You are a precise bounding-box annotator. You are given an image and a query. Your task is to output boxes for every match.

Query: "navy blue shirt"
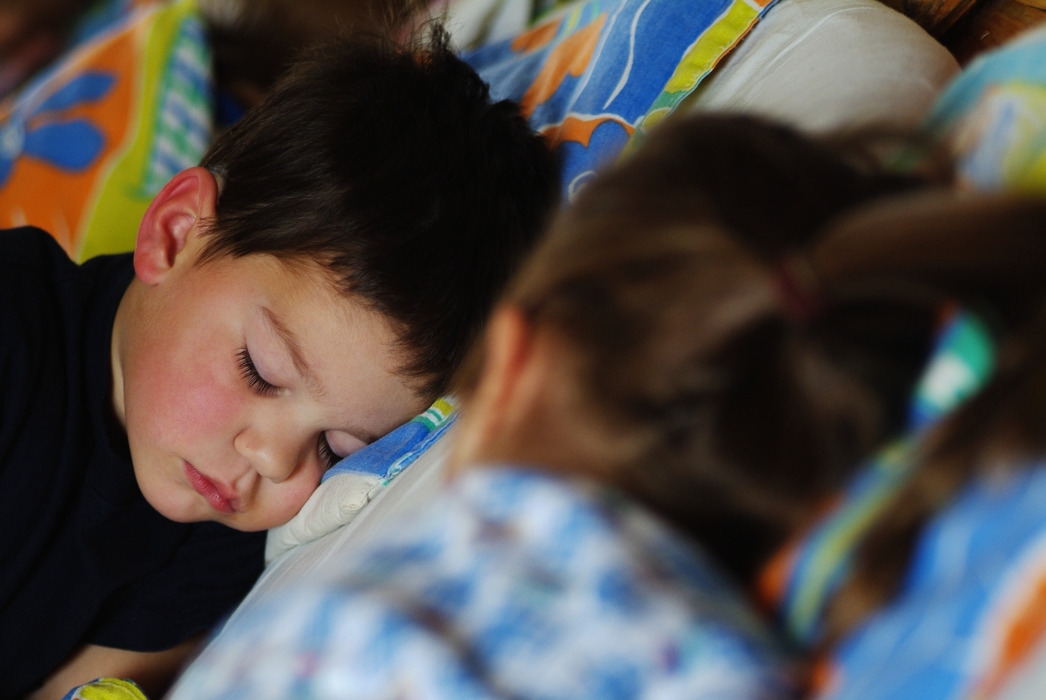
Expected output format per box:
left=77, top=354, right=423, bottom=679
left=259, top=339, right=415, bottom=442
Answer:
left=0, top=228, right=265, bottom=699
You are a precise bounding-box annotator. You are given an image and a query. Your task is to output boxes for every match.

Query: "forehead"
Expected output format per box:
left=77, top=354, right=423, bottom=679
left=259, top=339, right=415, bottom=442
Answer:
left=252, top=254, right=398, bottom=354
left=241, top=254, right=373, bottom=323
left=227, top=254, right=423, bottom=422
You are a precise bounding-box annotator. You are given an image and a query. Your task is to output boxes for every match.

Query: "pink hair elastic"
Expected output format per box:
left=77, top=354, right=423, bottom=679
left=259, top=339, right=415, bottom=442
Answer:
left=772, top=255, right=823, bottom=323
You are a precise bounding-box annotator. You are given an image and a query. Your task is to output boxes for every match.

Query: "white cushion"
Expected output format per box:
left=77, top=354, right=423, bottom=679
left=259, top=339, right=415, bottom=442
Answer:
left=683, top=0, right=960, bottom=131
left=445, top=0, right=959, bottom=132
left=443, top=0, right=533, bottom=50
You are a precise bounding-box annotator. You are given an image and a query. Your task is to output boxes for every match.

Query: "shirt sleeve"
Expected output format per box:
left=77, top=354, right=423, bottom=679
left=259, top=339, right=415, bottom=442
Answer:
left=86, top=522, right=265, bottom=651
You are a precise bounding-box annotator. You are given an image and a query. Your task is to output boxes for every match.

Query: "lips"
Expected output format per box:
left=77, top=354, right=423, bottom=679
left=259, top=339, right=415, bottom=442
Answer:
left=183, top=462, right=239, bottom=514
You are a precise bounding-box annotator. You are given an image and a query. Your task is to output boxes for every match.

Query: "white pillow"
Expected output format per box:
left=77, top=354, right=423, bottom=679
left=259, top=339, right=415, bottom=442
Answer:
left=683, top=0, right=960, bottom=131
left=444, top=0, right=959, bottom=132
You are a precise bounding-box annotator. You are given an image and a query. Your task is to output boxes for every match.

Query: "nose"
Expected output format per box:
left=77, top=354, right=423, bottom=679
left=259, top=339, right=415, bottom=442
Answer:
left=234, top=424, right=303, bottom=484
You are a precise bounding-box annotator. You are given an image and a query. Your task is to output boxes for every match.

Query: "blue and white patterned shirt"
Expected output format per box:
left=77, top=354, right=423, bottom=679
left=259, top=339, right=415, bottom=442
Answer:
left=170, top=467, right=793, bottom=700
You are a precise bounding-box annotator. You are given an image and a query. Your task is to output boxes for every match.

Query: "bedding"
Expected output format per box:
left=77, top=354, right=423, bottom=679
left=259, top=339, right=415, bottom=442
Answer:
left=456, top=0, right=960, bottom=206
left=264, top=398, right=457, bottom=562
left=684, top=0, right=958, bottom=132
left=0, top=0, right=212, bottom=261
left=448, top=0, right=960, bottom=135
left=463, top=0, right=778, bottom=201
left=813, top=465, right=1046, bottom=700
left=926, top=24, right=1046, bottom=191
left=442, top=0, right=536, bottom=50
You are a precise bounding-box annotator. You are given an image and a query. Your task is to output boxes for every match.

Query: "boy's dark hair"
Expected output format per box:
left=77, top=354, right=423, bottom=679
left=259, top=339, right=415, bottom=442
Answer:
left=199, top=29, right=559, bottom=398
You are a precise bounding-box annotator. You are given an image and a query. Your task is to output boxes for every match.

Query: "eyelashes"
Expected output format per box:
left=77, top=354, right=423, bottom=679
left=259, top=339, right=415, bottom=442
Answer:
left=318, top=434, right=339, bottom=470
left=237, top=346, right=339, bottom=470
left=237, top=347, right=279, bottom=397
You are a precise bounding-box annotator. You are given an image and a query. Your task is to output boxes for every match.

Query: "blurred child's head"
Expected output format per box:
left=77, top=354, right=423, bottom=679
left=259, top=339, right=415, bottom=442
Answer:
left=112, top=31, right=559, bottom=532
left=451, top=115, right=1046, bottom=582
left=0, top=0, right=91, bottom=95
left=198, top=0, right=426, bottom=106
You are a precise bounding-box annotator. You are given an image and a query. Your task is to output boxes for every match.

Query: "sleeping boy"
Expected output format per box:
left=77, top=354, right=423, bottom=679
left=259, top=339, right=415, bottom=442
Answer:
left=0, top=31, right=558, bottom=700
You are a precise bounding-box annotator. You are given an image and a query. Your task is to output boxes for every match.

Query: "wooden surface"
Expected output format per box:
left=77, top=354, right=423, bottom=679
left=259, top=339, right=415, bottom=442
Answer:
left=887, top=0, right=983, bottom=36
left=893, top=0, right=1046, bottom=62
left=942, top=0, right=1046, bottom=63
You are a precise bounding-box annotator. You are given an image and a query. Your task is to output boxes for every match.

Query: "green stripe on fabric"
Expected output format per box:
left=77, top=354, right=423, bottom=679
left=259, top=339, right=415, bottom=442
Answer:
left=626, top=0, right=770, bottom=157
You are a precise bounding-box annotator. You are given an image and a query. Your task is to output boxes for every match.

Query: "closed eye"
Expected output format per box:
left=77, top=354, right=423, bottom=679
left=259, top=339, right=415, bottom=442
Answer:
left=319, top=431, right=368, bottom=471
left=238, top=347, right=279, bottom=397
left=318, top=433, right=339, bottom=470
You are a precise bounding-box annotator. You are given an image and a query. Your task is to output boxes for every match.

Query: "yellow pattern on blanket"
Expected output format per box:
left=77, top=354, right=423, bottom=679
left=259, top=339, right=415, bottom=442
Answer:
left=61, top=678, right=147, bottom=700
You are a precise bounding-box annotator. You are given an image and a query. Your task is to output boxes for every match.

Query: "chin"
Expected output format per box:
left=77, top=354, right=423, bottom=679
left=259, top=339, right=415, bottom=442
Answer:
left=223, top=518, right=268, bottom=533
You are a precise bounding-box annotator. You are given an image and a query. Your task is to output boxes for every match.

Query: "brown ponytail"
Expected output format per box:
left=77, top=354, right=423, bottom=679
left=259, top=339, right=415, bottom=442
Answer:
left=821, top=312, right=1046, bottom=639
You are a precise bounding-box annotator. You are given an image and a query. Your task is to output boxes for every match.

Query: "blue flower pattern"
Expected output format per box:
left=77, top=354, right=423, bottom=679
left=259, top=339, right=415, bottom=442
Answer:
left=0, top=71, right=115, bottom=187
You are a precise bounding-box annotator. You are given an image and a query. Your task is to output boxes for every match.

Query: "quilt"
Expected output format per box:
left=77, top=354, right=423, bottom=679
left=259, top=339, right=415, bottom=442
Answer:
left=465, top=0, right=777, bottom=201
left=0, top=0, right=212, bottom=261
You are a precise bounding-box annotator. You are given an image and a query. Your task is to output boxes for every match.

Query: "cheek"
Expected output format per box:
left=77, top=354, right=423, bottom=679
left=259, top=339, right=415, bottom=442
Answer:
left=256, top=469, right=323, bottom=529
left=130, top=345, right=243, bottom=448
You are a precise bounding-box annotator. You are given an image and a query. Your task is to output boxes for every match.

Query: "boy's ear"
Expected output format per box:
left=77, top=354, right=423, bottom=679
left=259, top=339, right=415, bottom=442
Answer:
left=133, top=167, right=219, bottom=285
